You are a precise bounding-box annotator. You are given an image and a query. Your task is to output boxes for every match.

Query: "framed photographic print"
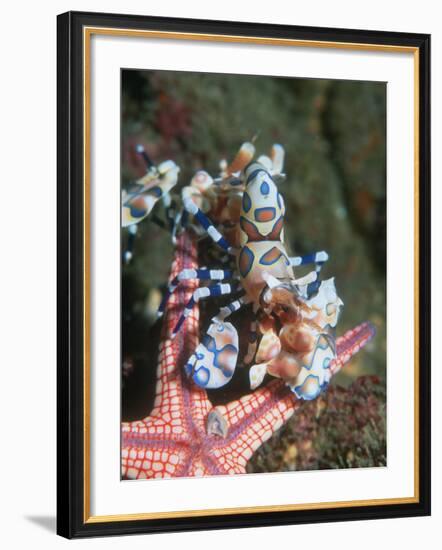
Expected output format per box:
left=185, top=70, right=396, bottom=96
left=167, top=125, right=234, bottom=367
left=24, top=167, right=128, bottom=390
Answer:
left=57, top=11, right=431, bottom=539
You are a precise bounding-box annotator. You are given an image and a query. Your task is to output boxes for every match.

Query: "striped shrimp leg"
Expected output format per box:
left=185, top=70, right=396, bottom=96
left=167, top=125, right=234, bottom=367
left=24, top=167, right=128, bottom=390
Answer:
left=182, top=195, right=234, bottom=254
left=289, top=251, right=329, bottom=296
left=158, top=268, right=235, bottom=317
left=211, top=294, right=252, bottom=324
left=136, top=143, right=154, bottom=168
left=171, top=283, right=239, bottom=339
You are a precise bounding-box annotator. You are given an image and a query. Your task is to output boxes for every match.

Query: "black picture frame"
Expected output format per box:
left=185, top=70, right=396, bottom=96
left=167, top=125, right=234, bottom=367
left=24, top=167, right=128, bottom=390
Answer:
left=57, top=10, right=431, bottom=539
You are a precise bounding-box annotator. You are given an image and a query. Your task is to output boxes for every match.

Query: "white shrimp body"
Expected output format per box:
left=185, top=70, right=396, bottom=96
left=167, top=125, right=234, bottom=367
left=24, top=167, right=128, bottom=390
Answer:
left=237, top=162, right=294, bottom=303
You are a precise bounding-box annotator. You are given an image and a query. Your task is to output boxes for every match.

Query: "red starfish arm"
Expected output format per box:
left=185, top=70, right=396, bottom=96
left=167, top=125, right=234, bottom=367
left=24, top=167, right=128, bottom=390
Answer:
left=121, top=434, right=192, bottom=479
left=148, top=233, right=212, bottom=431
left=208, top=380, right=298, bottom=473
left=122, top=232, right=212, bottom=480
left=331, top=321, right=376, bottom=374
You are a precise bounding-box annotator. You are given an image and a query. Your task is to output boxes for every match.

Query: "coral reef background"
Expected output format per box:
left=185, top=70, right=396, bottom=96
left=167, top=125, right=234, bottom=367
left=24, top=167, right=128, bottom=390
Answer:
left=121, top=69, right=387, bottom=471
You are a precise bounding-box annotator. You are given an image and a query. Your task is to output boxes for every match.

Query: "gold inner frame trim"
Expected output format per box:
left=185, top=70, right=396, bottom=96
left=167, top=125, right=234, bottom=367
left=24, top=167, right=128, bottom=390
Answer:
left=83, top=26, right=420, bottom=524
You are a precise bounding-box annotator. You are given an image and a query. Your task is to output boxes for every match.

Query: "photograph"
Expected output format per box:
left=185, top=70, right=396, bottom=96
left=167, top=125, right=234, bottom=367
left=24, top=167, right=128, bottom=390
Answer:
left=0, top=0, right=435, bottom=545
left=54, top=8, right=430, bottom=539
left=120, top=69, right=386, bottom=480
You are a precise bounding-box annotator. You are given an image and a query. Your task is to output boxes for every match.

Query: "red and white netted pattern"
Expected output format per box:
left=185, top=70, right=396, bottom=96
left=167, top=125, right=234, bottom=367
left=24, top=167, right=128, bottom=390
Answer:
left=121, top=231, right=375, bottom=479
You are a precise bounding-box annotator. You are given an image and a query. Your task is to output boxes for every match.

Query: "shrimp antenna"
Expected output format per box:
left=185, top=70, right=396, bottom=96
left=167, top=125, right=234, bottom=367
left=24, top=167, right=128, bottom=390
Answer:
left=136, top=144, right=154, bottom=169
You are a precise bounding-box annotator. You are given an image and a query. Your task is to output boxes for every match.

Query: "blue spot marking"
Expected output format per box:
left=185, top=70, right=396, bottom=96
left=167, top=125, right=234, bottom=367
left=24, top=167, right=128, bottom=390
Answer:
left=149, top=186, right=162, bottom=198
left=202, top=335, right=222, bottom=355
left=260, top=181, right=270, bottom=195
left=242, top=192, right=252, bottom=213
left=259, top=247, right=289, bottom=266
left=302, top=334, right=334, bottom=372
left=194, top=335, right=238, bottom=383
left=202, top=335, right=214, bottom=350
left=193, top=366, right=210, bottom=387
left=129, top=205, right=146, bottom=219
left=212, top=343, right=238, bottom=377
left=238, top=246, right=255, bottom=278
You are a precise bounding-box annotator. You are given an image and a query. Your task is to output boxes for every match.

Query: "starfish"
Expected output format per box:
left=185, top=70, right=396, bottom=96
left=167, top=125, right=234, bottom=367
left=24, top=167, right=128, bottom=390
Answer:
left=121, top=232, right=375, bottom=479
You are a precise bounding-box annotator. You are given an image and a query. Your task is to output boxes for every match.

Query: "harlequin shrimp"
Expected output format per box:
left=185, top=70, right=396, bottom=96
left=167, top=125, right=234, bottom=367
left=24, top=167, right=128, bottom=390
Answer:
left=155, top=142, right=348, bottom=401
